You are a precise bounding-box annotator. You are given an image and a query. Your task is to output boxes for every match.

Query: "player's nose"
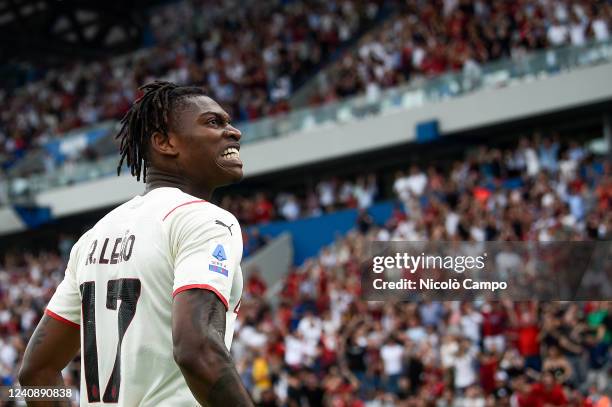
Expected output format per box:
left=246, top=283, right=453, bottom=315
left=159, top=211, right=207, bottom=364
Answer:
left=225, top=123, right=242, bottom=141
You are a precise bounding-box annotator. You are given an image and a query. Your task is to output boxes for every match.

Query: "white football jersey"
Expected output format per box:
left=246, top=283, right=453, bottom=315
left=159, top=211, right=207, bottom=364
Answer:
left=46, top=187, right=243, bottom=406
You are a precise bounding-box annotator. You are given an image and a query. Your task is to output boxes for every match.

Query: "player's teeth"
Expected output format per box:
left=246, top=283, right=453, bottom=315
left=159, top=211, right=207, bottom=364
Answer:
left=222, top=148, right=239, bottom=156
left=222, top=150, right=240, bottom=159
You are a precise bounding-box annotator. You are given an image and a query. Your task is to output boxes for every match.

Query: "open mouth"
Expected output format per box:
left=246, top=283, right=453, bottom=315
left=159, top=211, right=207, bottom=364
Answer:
left=221, top=147, right=240, bottom=160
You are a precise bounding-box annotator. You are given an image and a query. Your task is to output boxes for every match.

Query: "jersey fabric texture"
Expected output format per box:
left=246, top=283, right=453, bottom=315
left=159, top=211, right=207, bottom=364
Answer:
left=46, top=187, right=243, bottom=406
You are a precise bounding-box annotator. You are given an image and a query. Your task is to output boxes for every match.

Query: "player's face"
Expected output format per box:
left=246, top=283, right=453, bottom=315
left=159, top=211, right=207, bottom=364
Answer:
left=174, top=96, right=243, bottom=188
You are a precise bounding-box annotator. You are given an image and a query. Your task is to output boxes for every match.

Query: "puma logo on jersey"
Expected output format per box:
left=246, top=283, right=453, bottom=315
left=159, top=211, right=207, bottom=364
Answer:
left=215, top=220, right=234, bottom=236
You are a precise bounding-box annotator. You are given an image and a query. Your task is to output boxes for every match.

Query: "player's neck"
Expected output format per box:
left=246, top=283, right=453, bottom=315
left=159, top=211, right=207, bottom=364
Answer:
left=144, top=167, right=213, bottom=200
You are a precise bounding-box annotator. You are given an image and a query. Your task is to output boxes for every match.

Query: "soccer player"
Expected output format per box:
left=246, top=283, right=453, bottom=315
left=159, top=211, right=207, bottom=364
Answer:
left=19, top=81, right=254, bottom=406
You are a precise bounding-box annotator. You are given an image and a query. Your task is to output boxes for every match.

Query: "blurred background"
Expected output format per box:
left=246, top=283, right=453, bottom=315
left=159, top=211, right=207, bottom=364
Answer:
left=0, top=0, right=611, bottom=405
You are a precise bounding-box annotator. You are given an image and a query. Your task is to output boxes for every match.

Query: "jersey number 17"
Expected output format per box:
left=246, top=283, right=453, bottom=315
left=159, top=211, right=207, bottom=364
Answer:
left=80, top=279, right=141, bottom=403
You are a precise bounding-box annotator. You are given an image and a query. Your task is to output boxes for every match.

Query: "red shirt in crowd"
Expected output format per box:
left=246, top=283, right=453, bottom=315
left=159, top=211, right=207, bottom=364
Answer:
left=254, top=195, right=274, bottom=223
left=480, top=356, right=498, bottom=394
left=482, top=308, right=507, bottom=337
left=519, top=382, right=568, bottom=407
left=517, top=324, right=540, bottom=357
left=246, top=273, right=267, bottom=297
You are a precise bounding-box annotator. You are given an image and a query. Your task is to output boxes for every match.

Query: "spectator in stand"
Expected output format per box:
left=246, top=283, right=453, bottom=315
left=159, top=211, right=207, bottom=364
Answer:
left=451, top=339, right=478, bottom=393
left=317, top=178, right=337, bottom=212
left=542, top=345, right=573, bottom=386
left=277, top=193, right=301, bottom=221
left=253, top=192, right=275, bottom=223
left=513, top=302, right=542, bottom=372
left=592, top=7, right=611, bottom=42
left=380, top=335, right=404, bottom=394
left=539, top=137, right=560, bottom=173
left=404, top=164, right=428, bottom=197
left=482, top=301, right=507, bottom=354
left=297, top=310, right=323, bottom=351
left=244, top=227, right=269, bottom=256
left=393, top=170, right=410, bottom=209
left=548, top=16, right=570, bottom=46
left=353, top=174, right=378, bottom=209
left=284, top=330, right=306, bottom=370
left=245, top=268, right=268, bottom=298
left=355, top=209, right=375, bottom=233
left=524, top=371, right=569, bottom=407
left=460, top=302, right=483, bottom=346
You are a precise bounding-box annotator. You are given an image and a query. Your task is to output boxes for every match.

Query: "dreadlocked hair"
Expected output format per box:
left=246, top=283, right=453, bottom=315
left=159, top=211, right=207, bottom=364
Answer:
left=116, top=80, right=207, bottom=182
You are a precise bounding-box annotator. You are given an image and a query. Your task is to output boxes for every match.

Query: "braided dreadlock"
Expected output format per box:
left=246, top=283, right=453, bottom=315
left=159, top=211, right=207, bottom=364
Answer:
left=116, top=81, right=207, bottom=182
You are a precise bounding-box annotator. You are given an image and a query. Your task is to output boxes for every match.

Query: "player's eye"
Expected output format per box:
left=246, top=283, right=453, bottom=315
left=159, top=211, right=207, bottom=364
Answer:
left=208, top=118, right=219, bottom=125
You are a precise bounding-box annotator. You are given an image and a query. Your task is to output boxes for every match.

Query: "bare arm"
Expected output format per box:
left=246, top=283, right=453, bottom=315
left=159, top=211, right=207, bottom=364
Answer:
left=172, top=289, right=253, bottom=407
left=558, top=358, right=573, bottom=384
left=19, top=314, right=80, bottom=407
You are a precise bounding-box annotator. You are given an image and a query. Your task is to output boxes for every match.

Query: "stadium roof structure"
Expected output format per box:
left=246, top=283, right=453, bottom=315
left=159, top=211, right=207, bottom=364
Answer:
left=0, top=0, right=166, bottom=64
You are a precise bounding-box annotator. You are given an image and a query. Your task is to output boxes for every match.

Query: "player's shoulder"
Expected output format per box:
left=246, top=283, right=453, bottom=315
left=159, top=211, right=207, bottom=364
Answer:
left=65, top=228, right=95, bottom=266
left=159, top=188, right=239, bottom=227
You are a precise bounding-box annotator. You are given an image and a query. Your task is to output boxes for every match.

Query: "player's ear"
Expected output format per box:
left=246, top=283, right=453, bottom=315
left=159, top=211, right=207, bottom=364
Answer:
left=150, top=131, right=179, bottom=158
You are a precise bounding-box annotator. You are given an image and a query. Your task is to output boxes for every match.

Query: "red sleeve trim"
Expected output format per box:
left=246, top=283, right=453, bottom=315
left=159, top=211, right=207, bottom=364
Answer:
left=45, top=309, right=80, bottom=329
left=172, top=284, right=229, bottom=310
left=162, top=200, right=207, bottom=221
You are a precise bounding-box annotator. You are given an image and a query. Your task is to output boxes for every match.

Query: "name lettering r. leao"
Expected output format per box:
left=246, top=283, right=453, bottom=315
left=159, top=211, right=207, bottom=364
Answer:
left=85, top=234, right=136, bottom=265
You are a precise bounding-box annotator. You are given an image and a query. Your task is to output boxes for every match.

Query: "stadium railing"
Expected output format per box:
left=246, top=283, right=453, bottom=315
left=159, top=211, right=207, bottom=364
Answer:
left=239, top=39, right=612, bottom=142
left=3, top=39, right=612, bottom=203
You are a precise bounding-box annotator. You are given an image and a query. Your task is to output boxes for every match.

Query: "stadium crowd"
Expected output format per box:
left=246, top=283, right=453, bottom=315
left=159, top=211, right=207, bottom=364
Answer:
left=230, top=133, right=611, bottom=241
left=310, top=0, right=612, bottom=105
left=0, top=0, right=387, bottom=168
left=1, top=134, right=611, bottom=406
left=230, top=135, right=611, bottom=406
left=220, top=173, right=379, bottom=225
left=2, top=0, right=611, bottom=175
